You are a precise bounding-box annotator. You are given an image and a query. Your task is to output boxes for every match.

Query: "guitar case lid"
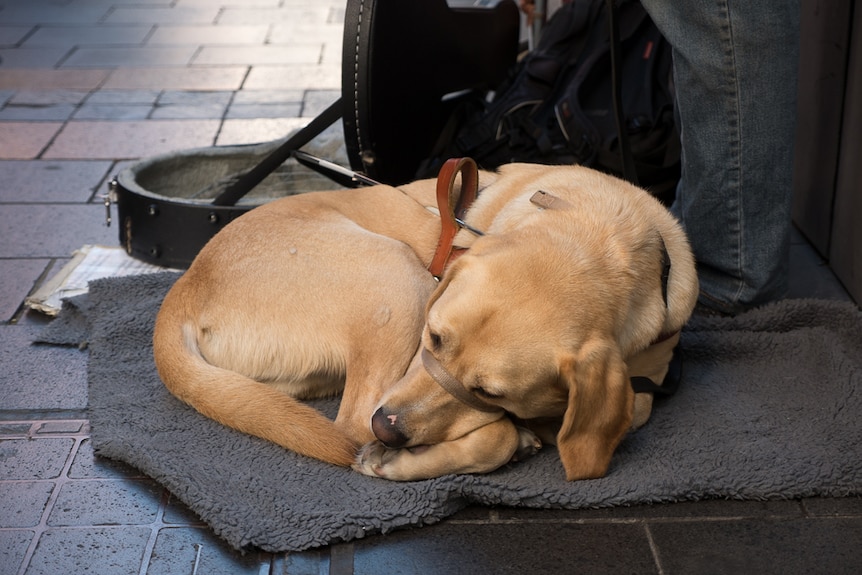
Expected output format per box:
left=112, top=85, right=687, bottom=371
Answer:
left=111, top=0, right=519, bottom=269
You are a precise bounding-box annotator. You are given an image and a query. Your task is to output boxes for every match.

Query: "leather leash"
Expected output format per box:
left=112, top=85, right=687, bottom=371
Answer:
left=428, top=158, right=481, bottom=279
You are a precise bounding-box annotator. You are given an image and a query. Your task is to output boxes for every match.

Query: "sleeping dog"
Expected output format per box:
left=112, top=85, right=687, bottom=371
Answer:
left=153, top=160, right=698, bottom=481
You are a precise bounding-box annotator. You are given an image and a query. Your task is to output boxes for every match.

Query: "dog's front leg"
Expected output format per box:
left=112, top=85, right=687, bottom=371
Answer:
left=353, top=418, right=541, bottom=481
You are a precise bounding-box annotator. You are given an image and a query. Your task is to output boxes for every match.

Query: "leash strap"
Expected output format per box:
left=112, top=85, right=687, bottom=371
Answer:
left=428, top=157, right=480, bottom=279
left=421, top=348, right=504, bottom=413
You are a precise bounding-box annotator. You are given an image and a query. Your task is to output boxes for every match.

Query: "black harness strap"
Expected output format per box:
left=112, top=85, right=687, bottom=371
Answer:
left=629, top=345, right=682, bottom=397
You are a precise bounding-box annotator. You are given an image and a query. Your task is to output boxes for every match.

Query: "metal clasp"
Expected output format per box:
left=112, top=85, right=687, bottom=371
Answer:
left=103, top=178, right=118, bottom=227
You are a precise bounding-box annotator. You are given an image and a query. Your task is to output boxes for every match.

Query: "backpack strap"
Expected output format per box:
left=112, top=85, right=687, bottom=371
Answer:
left=607, top=0, right=638, bottom=184
left=551, top=1, right=648, bottom=166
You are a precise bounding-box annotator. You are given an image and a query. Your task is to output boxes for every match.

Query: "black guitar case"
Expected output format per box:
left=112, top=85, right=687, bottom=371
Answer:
left=111, top=0, right=519, bottom=268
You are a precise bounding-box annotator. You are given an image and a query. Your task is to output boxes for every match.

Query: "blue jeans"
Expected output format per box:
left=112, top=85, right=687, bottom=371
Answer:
left=639, top=0, right=801, bottom=314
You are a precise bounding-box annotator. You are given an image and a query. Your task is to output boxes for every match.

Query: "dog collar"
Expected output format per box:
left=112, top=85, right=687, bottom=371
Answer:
left=421, top=348, right=504, bottom=413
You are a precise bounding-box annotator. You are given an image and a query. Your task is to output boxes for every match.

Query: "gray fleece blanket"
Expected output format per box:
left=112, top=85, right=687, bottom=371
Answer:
left=37, top=272, right=862, bottom=553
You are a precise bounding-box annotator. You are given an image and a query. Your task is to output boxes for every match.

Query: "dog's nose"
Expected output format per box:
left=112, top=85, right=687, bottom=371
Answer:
left=371, top=406, right=409, bottom=448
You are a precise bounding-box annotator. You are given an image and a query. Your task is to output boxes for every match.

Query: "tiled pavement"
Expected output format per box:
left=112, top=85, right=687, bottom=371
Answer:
left=0, top=0, right=860, bottom=573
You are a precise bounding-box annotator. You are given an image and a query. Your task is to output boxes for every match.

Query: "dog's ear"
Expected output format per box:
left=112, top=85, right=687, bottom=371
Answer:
left=556, top=339, right=633, bottom=480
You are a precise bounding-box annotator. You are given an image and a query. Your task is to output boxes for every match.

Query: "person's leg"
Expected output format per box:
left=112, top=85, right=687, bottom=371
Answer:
left=640, top=0, right=800, bottom=314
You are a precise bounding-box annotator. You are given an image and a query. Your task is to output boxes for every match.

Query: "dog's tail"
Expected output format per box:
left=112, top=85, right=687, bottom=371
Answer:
left=152, top=286, right=359, bottom=467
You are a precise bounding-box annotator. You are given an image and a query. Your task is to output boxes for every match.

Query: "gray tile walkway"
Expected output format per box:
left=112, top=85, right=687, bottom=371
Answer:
left=0, top=0, right=859, bottom=574
left=42, top=119, right=221, bottom=159
left=21, top=25, right=154, bottom=47
left=102, top=67, right=248, bottom=91
left=0, top=325, right=88, bottom=411
left=62, top=46, right=199, bottom=68
left=103, top=6, right=223, bottom=26
left=0, top=122, right=62, bottom=159
left=0, top=260, right=53, bottom=321
left=147, top=25, right=269, bottom=46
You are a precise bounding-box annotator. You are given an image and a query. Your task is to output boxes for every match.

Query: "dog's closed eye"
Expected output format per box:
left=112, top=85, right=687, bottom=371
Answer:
left=472, top=385, right=504, bottom=400
left=429, top=331, right=443, bottom=350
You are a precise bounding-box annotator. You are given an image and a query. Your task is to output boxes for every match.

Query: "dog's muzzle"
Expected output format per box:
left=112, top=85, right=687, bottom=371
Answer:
left=421, top=348, right=504, bottom=414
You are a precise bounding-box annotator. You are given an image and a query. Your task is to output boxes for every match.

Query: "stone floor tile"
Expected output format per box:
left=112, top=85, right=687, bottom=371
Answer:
left=0, top=159, right=112, bottom=202
left=803, top=496, right=862, bottom=517
left=8, top=90, right=89, bottom=105
left=72, top=103, right=154, bottom=121
left=0, top=422, right=34, bottom=437
left=43, top=119, right=220, bottom=160
left=0, top=203, right=115, bottom=258
left=301, top=89, right=340, bottom=116
left=27, top=526, right=151, bottom=575
left=350, top=522, right=659, bottom=575
left=0, top=325, right=88, bottom=411
left=0, top=481, right=54, bottom=528
left=0, top=26, right=33, bottom=46
left=0, top=69, right=109, bottom=91
left=225, top=102, right=301, bottom=119
left=0, top=3, right=110, bottom=26
left=22, top=25, right=153, bottom=47
left=151, top=91, right=233, bottom=119
left=218, top=6, right=331, bottom=26
left=0, top=103, right=76, bottom=121
left=0, top=530, right=33, bottom=575
left=33, top=421, right=86, bottom=435
left=86, top=89, right=161, bottom=105
left=446, top=505, right=495, bottom=521
left=0, top=259, right=51, bottom=322
left=280, top=548, right=329, bottom=575
left=0, top=259, right=51, bottom=321
left=193, top=44, right=323, bottom=66
left=147, top=25, right=269, bottom=45
left=497, top=499, right=805, bottom=522
left=149, top=104, right=227, bottom=120
left=215, top=117, right=307, bottom=145
left=243, top=64, right=340, bottom=90
left=162, top=495, right=206, bottom=526
left=328, top=2, right=347, bottom=25
left=105, top=6, right=222, bottom=26
left=649, top=518, right=862, bottom=575
left=0, top=122, right=62, bottom=160
left=269, top=22, right=345, bottom=45
left=0, top=436, right=73, bottom=480
left=49, top=479, right=163, bottom=526
left=0, top=47, right=69, bottom=68
left=320, top=41, right=342, bottom=66
left=157, top=90, right=233, bottom=106
left=102, top=67, right=247, bottom=90
left=0, top=90, right=13, bottom=106
left=62, top=46, right=197, bottom=68
left=147, top=527, right=271, bottom=575
left=231, top=89, right=305, bottom=105
left=68, top=439, right=147, bottom=480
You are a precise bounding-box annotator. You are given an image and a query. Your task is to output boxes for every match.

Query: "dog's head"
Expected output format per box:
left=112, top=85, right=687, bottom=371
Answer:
left=373, top=168, right=697, bottom=480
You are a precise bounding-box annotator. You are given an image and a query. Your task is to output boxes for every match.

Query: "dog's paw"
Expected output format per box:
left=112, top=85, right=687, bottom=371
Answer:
left=510, top=426, right=542, bottom=462
left=352, top=441, right=398, bottom=479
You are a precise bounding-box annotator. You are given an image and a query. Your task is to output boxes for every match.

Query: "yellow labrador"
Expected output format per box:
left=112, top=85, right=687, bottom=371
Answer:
left=153, top=161, right=698, bottom=481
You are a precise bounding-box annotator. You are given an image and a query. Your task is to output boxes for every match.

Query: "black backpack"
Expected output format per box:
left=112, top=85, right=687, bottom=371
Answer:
left=419, top=0, right=680, bottom=204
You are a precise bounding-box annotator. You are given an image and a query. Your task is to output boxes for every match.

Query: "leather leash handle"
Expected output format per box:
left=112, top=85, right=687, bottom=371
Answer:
left=428, top=158, right=479, bottom=279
